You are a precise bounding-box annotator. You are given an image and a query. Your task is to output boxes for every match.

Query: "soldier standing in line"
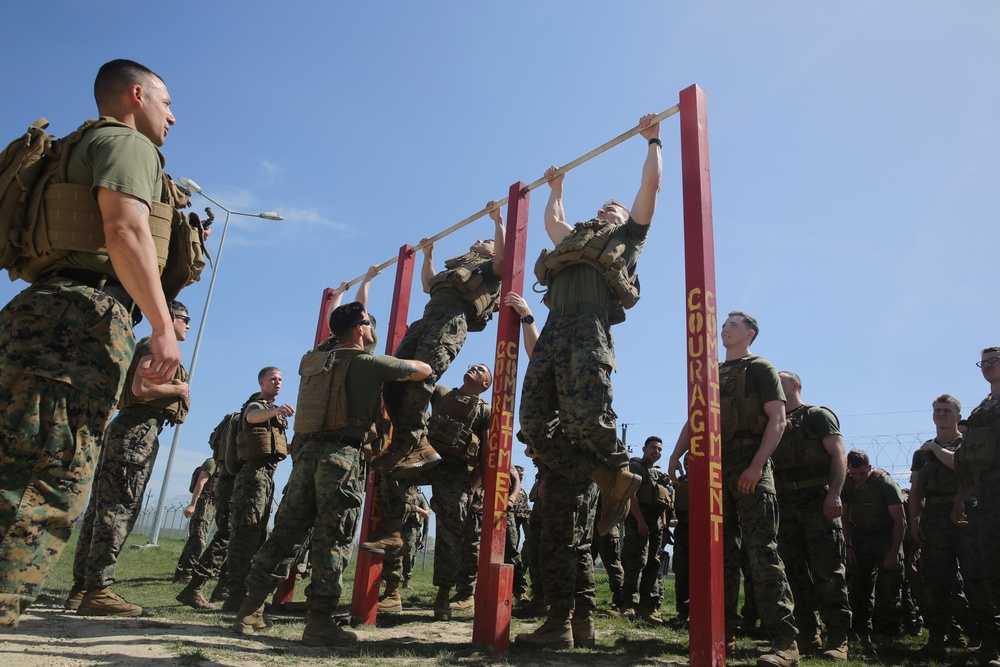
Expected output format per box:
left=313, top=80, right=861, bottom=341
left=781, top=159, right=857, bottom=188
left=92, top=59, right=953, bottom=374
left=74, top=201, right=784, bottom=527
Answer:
left=174, top=456, right=219, bottom=584
left=772, top=371, right=851, bottom=660
left=952, top=346, right=1000, bottom=666
left=668, top=452, right=691, bottom=626
left=910, top=394, right=990, bottom=658
left=69, top=301, right=192, bottom=616
left=220, top=367, right=295, bottom=611
left=401, top=488, right=430, bottom=589
left=590, top=495, right=626, bottom=617
left=508, top=465, right=532, bottom=604
left=232, top=301, right=431, bottom=645
left=841, top=449, right=906, bottom=649
left=621, top=436, right=672, bottom=625
left=0, top=59, right=183, bottom=629
left=668, top=311, right=800, bottom=667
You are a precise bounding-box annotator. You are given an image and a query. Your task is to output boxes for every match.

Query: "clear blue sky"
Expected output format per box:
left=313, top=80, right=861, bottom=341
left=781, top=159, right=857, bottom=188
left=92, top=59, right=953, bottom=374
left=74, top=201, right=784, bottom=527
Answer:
left=2, top=2, right=997, bottom=508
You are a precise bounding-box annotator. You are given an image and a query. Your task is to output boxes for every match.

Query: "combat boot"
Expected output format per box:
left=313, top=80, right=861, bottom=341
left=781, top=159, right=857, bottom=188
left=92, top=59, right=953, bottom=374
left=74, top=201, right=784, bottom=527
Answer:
left=571, top=609, right=596, bottom=648
left=636, top=605, right=664, bottom=625
left=209, top=581, right=230, bottom=603
left=757, top=636, right=799, bottom=667
left=76, top=587, right=142, bottom=617
left=359, top=518, right=404, bottom=556
left=514, top=596, right=548, bottom=618
left=302, top=609, right=358, bottom=646
left=515, top=607, right=574, bottom=649
left=372, top=437, right=441, bottom=477
left=64, top=583, right=86, bottom=611
left=221, top=590, right=246, bottom=613
left=450, top=591, right=475, bottom=611
left=434, top=586, right=452, bottom=621
left=820, top=630, right=849, bottom=661
left=176, top=575, right=216, bottom=610
left=916, top=632, right=947, bottom=660
left=378, top=580, right=402, bottom=613
left=231, top=591, right=271, bottom=635
left=975, top=636, right=1000, bottom=666
left=588, top=463, right=641, bottom=536
left=800, top=626, right=822, bottom=654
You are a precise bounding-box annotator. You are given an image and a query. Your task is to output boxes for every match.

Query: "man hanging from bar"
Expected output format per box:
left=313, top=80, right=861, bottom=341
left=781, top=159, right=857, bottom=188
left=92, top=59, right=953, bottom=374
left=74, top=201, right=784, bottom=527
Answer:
left=515, top=114, right=662, bottom=648
left=373, top=201, right=506, bottom=480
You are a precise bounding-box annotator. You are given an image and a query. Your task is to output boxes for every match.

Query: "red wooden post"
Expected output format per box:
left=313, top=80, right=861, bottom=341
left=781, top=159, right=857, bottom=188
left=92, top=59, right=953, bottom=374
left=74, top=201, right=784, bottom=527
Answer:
left=314, top=287, right=336, bottom=348
left=350, top=244, right=415, bottom=624
left=471, top=182, right=529, bottom=651
left=679, top=84, right=725, bottom=666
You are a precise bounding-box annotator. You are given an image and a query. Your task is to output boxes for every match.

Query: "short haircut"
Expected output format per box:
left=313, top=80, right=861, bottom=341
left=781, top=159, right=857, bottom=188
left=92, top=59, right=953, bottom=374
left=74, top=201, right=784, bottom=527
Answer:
left=329, top=301, right=366, bottom=337
left=94, top=59, right=163, bottom=107
left=847, top=449, right=870, bottom=468
left=603, top=199, right=631, bottom=219
left=728, top=310, right=760, bottom=344
left=933, top=394, right=961, bottom=413
left=982, top=346, right=1000, bottom=356
left=258, top=366, right=281, bottom=381
left=169, top=300, right=187, bottom=317
left=778, top=371, right=802, bottom=390
left=644, top=436, right=663, bottom=447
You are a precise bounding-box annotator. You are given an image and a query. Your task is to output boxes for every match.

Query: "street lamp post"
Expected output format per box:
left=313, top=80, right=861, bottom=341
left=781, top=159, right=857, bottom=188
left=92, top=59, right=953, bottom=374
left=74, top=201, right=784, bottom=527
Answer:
left=145, top=178, right=282, bottom=545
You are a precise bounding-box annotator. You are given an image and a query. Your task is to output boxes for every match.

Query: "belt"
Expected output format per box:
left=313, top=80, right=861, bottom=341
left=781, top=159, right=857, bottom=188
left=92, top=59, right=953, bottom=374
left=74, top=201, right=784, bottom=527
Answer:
left=923, top=496, right=956, bottom=505
left=776, top=476, right=829, bottom=492
left=548, top=303, right=609, bottom=320
left=51, top=268, right=143, bottom=325
left=423, top=304, right=465, bottom=317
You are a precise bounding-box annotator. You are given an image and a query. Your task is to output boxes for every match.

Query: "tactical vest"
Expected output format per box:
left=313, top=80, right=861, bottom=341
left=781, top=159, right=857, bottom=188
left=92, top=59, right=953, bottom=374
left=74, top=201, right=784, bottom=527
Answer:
left=771, top=404, right=834, bottom=484
left=118, top=336, right=190, bottom=424
left=533, top=218, right=640, bottom=325
left=673, top=476, right=689, bottom=521
left=957, top=396, right=1000, bottom=486
left=719, top=356, right=767, bottom=446
left=294, top=342, right=372, bottom=434
left=845, top=469, right=895, bottom=531
left=426, top=251, right=500, bottom=331
left=236, top=399, right=289, bottom=462
left=633, top=461, right=673, bottom=511
left=918, top=440, right=960, bottom=500
left=426, top=389, right=484, bottom=465
left=6, top=120, right=205, bottom=296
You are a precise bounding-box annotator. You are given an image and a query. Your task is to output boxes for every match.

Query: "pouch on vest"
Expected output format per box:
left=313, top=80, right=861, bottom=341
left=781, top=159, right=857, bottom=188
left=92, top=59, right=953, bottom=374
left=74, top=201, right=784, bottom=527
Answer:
left=961, top=427, right=998, bottom=466
left=219, top=412, right=243, bottom=475
left=295, top=347, right=369, bottom=434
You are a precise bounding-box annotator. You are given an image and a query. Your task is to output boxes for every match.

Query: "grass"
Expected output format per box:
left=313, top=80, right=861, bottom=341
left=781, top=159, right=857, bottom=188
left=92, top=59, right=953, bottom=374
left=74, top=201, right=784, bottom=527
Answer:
left=35, top=533, right=966, bottom=666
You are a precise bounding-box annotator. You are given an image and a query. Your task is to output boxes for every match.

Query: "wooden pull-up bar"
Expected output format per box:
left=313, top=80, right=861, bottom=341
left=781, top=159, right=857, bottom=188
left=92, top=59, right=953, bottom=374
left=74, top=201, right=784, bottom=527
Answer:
left=328, top=104, right=680, bottom=296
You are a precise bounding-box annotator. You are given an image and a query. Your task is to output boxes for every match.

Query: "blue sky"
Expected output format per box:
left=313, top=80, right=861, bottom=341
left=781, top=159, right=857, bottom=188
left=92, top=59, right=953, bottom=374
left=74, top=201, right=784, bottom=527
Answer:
left=2, top=2, right=998, bottom=512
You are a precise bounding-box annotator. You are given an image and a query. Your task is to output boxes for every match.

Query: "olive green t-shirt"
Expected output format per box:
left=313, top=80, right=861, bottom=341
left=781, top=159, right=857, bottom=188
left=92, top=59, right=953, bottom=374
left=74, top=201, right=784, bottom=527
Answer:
left=425, top=256, right=501, bottom=317
left=547, top=217, right=648, bottom=311
left=721, top=355, right=785, bottom=403
left=53, top=119, right=165, bottom=279
left=340, top=352, right=421, bottom=441
left=795, top=405, right=841, bottom=439
left=200, top=457, right=217, bottom=477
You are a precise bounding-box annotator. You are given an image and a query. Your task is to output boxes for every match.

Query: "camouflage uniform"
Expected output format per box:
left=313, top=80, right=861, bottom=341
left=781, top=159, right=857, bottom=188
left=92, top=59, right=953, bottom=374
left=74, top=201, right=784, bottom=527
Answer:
left=621, top=458, right=669, bottom=612
left=538, top=467, right=599, bottom=615
left=506, top=487, right=530, bottom=599
left=523, top=471, right=544, bottom=601
left=225, top=398, right=287, bottom=599
left=841, top=468, right=904, bottom=635
left=400, top=487, right=429, bottom=585
left=175, top=458, right=218, bottom=579
left=454, top=487, right=484, bottom=598
left=719, top=355, right=797, bottom=639
left=672, top=474, right=690, bottom=619
left=189, top=471, right=235, bottom=581
left=772, top=405, right=851, bottom=639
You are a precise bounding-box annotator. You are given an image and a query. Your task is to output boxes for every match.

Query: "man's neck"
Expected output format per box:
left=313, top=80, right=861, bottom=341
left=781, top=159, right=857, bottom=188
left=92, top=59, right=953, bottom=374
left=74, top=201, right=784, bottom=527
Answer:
left=785, top=396, right=804, bottom=412
left=458, top=382, right=481, bottom=397
left=724, top=345, right=752, bottom=362
left=935, top=428, right=961, bottom=443
left=259, top=393, right=277, bottom=403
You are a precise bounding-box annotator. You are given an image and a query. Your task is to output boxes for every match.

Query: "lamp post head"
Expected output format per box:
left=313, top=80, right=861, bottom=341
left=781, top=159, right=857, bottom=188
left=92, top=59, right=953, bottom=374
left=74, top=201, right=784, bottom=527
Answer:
left=259, top=212, right=283, bottom=221
left=177, top=177, right=202, bottom=194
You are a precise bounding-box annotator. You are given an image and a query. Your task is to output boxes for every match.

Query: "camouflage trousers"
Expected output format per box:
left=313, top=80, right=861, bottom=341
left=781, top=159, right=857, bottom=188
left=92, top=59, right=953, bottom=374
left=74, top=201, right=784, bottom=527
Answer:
left=73, top=407, right=164, bottom=589
left=382, top=513, right=423, bottom=586
left=539, top=470, right=598, bottom=614
left=520, top=314, right=627, bottom=481
left=505, top=509, right=527, bottom=598
left=846, top=528, right=902, bottom=634
left=245, top=433, right=364, bottom=612
left=971, top=476, right=1000, bottom=640
left=722, top=451, right=797, bottom=639
left=381, top=459, right=472, bottom=589
left=775, top=485, right=851, bottom=635
left=383, top=310, right=468, bottom=454
left=919, top=502, right=993, bottom=637
left=0, top=279, right=133, bottom=628
left=622, top=511, right=664, bottom=610
left=590, top=503, right=624, bottom=606
left=455, top=503, right=482, bottom=597
left=226, top=458, right=277, bottom=597
left=673, top=519, right=690, bottom=617
left=524, top=497, right=543, bottom=598
left=175, top=492, right=216, bottom=578
left=191, top=473, right=234, bottom=580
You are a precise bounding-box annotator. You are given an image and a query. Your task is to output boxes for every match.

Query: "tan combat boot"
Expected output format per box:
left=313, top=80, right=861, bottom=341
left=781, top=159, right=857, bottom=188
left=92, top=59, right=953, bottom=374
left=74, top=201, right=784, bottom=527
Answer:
left=176, top=575, right=216, bottom=610
left=378, top=579, right=402, bottom=613
left=231, top=591, right=272, bottom=635
left=434, top=586, right=452, bottom=621
left=514, top=607, right=574, bottom=649
left=359, top=518, right=405, bottom=556
left=76, top=587, right=142, bottom=617
left=571, top=609, right=596, bottom=648
left=372, top=437, right=441, bottom=477
left=64, top=583, right=86, bottom=611
left=757, top=636, right=800, bottom=667
left=302, top=609, right=358, bottom=646
left=450, top=591, right=475, bottom=611
left=821, top=630, right=849, bottom=661
left=588, top=463, right=642, bottom=536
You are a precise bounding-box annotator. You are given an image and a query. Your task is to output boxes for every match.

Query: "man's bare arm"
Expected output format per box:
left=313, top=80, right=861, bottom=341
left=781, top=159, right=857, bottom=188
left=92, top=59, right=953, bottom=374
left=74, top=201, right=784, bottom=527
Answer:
left=420, top=238, right=436, bottom=294
left=504, top=292, right=539, bottom=358
left=822, top=434, right=847, bottom=519
left=629, top=114, right=663, bottom=227
left=355, top=265, right=380, bottom=310
left=396, top=359, right=433, bottom=382
left=919, top=440, right=957, bottom=470
left=97, top=188, right=179, bottom=384
left=131, top=358, right=189, bottom=399
left=488, top=201, right=506, bottom=276
left=543, top=166, right=572, bottom=245
left=737, top=399, right=786, bottom=495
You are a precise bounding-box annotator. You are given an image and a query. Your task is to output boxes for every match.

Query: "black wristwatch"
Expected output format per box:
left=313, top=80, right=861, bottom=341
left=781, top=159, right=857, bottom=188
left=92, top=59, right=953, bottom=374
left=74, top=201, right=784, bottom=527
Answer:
left=521, top=315, right=535, bottom=325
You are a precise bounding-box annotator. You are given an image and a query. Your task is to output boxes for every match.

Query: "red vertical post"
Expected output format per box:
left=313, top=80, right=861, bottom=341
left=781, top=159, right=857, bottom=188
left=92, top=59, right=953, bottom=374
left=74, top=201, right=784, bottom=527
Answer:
left=679, top=84, right=725, bottom=666
left=350, top=244, right=415, bottom=624
left=314, top=287, right=335, bottom=349
left=471, top=182, right=529, bottom=651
